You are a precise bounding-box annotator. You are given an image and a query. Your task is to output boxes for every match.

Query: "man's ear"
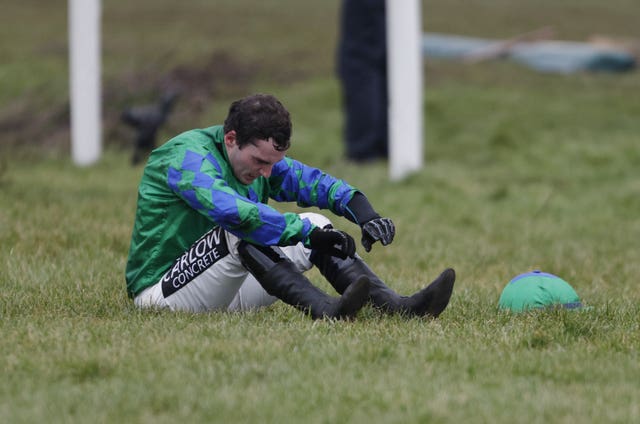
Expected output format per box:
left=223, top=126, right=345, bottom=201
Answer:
left=224, top=130, right=236, bottom=147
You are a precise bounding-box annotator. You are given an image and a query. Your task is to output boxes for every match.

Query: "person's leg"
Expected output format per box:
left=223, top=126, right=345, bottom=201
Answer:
left=227, top=273, right=278, bottom=311
left=311, top=247, right=455, bottom=318
left=338, top=0, right=388, bottom=161
left=371, top=0, right=388, bottom=159
left=134, top=213, right=373, bottom=318
left=134, top=282, right=167, bottom=309
left=340, top=68, right=385, bottom=161
left=236, top=212, right=370, bottom=320
left=237, top=241, right=369, bottom=320
left=134, top=226, right=250, bottom=312
left=227, top=212, right=327, bottom=312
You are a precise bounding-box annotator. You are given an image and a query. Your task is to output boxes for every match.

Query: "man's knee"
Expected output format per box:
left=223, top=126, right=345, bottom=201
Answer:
left=299, top=212, right=332, bottom=229
left=237, top=213, right=333, bottom=276
left=237, top=242, right=291, bottom=279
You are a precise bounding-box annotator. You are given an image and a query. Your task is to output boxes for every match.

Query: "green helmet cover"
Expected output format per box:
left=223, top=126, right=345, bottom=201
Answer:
left=498, top=270, right=582, bottom=312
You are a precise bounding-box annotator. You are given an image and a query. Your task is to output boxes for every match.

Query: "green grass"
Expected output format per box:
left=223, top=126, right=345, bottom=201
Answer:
left=2, top=1, right=640, bottom=423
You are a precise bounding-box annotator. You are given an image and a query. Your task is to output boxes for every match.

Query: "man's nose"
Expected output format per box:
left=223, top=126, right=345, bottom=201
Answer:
left=259, top=165, right=273, bottom=178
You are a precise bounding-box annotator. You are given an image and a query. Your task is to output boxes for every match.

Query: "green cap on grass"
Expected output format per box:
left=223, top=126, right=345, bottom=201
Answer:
left=498, top=270, right=582, bottom=312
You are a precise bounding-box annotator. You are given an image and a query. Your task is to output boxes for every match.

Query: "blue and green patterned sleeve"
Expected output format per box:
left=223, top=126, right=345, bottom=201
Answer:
left=166, top=149, right=313, bottom=246
left=268, top=157, right=358, bottom=215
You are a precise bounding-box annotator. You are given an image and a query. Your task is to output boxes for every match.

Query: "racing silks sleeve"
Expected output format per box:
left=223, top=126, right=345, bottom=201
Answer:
left=267, top=156, right=358, bottom=218
left=166, top=147, right=314, bottom=247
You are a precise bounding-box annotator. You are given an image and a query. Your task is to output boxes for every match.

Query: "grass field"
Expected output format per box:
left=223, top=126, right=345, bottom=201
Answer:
left=1, top=1, right=640, bottom=423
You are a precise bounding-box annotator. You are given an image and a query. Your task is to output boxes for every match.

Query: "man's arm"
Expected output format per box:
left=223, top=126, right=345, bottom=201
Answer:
left=268, top=158, right=395, bottom=251
left=167, top=149, right=314, bottom=247
left=343, top=192, right=395, bottom=252
left=268, top=157, right=356, bottom=214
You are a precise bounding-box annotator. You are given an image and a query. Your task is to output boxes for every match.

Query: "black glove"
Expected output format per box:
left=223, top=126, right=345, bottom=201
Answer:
left=344, top=193, right=395, bottom=252
left=306, top=227, right=356, bottom=259
left=361, top=217, right=395, bottom=252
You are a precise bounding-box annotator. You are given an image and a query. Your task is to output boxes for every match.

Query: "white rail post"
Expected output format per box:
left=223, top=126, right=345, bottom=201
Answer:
left=387, top=0, right=423, bottom=180
left=69, top=0, right=102, bottom=166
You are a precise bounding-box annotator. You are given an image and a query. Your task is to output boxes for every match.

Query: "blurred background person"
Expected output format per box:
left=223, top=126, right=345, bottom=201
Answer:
left=337, top=0, right=388, bottom=163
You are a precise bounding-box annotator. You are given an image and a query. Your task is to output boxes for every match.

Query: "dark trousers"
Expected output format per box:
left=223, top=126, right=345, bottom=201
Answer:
left=338, top=0, right=388, bottom=161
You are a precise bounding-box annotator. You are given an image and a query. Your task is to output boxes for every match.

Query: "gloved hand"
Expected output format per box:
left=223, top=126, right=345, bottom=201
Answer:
left=306, top=227, right=356, bottom=259
left=361, top=217, right=395, bottom=252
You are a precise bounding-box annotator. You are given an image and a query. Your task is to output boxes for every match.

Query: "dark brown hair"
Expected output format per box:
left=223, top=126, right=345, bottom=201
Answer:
left=223, top=94, right=292, bottom=151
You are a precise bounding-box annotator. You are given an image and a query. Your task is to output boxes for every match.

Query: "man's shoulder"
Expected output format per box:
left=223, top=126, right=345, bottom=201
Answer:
left=148, top=126, right=222, bottom=162
left=165, top=125, right=223, bottom=147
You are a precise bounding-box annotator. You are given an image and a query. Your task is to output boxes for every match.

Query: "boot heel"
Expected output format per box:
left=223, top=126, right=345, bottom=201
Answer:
left=331, top=276, right=370, bottom=320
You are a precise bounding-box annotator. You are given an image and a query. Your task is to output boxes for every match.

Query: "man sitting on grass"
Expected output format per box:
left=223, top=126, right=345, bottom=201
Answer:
left=125, top=93, right=455, bottom=319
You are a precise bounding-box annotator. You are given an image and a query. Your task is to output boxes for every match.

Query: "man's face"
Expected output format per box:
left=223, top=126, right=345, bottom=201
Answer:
left=224, top=131, right=286, bottom=185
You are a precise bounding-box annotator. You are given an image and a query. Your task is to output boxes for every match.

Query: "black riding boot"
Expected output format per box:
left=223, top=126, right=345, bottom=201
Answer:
left=238, top=242, right=370, bottom=320
left=311, top=253, right=455, bottom=318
